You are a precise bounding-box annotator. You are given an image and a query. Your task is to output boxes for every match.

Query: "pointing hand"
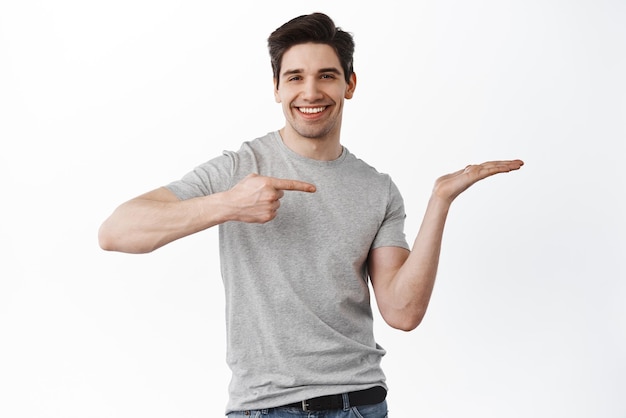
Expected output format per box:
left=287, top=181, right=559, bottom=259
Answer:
left=225, top=173, right=316, bottom=223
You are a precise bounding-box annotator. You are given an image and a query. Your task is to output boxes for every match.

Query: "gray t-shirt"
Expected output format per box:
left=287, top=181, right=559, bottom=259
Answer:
left=166, top=131, right=409, bottom=413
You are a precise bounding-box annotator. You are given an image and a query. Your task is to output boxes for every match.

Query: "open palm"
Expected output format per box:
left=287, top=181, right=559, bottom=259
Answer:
left=434, top=160, right=524, bottom=203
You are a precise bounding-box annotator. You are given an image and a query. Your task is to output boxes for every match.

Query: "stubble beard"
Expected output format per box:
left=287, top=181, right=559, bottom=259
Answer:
left=293, top=123, right=334, bottom=140
left=288, top=110, right=340, bottom=141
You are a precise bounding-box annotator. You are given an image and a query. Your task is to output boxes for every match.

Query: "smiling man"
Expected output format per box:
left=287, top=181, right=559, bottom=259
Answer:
left=275, top=42, right=355, bottom=157
left=99, top=12, right=523, bottom=417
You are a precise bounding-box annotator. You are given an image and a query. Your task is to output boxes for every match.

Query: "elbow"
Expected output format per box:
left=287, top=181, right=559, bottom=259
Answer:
left=98, top=224, right=123, bottom=252
left=384, top=310, right=426, bottom=332
left=390, top=319, right=422, bottom=333
left=98, top=224, right=115, bottom=251
left=98, top=223, right=154, bottom=254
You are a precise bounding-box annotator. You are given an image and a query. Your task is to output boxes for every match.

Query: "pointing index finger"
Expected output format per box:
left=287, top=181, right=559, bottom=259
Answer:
left=270, top=177, right=317, bottom=193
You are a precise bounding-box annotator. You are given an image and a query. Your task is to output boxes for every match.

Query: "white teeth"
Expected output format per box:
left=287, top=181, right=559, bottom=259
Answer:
left=299, top=107, right=326, bottom=114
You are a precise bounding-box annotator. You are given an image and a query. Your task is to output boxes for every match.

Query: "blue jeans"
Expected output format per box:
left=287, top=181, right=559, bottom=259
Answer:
left=227, top=400, right=388, bottom=417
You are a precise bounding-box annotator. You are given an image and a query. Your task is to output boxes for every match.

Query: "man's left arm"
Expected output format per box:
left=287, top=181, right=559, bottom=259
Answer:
left=368, top=160, right=524, bottom=331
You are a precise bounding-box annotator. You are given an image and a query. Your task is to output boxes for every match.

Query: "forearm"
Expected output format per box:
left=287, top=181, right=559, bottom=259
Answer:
left=380, top=195, right=451, bottom=330
left=403, top=195, right=449, bottom=296
left=98, top=191, right=230, bottom=254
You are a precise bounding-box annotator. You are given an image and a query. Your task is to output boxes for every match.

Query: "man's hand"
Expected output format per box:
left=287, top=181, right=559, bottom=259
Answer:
left=434, top=160, right=524, bottom=204
left=225, top=173, right=317, bottom=223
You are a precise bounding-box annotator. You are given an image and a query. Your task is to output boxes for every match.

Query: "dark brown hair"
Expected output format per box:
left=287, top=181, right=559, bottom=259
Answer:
left=268, top=13, right=355, bottom=88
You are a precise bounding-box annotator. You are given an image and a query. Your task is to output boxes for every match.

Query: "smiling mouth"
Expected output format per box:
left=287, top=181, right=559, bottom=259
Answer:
left=298, top=106, right=327, bottom=114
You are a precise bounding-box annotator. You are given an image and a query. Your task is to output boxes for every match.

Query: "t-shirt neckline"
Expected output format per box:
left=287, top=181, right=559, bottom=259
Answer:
left=271, top=131, right=348, bottom=167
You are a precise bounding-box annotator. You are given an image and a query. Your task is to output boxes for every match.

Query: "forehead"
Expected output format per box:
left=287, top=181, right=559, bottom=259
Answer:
left=280, top=43, right=342, bottom=75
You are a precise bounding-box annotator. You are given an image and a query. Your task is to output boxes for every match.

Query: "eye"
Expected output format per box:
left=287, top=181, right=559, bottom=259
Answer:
left=321, top=74, right=336, bottom=79
left=287, top=76, right=302, bottom=82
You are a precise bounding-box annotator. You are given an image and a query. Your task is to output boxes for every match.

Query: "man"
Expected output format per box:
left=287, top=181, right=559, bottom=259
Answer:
left=99, top=12, right=523, bottom=417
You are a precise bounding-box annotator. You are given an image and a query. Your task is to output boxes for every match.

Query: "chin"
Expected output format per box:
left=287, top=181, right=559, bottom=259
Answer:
left=294, top=124, right=335, bottom=140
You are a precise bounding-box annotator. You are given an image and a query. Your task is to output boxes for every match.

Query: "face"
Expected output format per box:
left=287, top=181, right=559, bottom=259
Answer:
left=274, top=43, right=356, bottom=142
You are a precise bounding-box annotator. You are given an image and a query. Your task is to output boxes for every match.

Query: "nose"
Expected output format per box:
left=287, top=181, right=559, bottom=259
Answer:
left=301, top=79, right=324, bottom=102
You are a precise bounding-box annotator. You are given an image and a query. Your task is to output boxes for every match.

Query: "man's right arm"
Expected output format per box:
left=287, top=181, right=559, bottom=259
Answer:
left=98, top=187, right=233, bottom=254
left=98, top=174, right=316, bottom=254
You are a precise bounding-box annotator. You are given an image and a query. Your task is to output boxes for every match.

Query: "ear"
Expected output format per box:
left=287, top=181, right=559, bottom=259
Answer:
left=273, top=78, right=281, bottom=103
left=345, top=72, right=357, bottom=99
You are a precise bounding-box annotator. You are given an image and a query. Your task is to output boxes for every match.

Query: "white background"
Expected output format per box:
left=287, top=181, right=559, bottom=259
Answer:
left=1, top=1, right=625, bottom=417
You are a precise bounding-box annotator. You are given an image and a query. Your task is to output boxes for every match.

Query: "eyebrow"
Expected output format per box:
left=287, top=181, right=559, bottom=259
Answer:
left=281, top=67, right=343, bottom=78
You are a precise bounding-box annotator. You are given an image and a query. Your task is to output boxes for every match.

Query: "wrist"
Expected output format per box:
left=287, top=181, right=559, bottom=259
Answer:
left=427, top=193, right=453, bottom=215
left=198, top=192, right=234, bottom=225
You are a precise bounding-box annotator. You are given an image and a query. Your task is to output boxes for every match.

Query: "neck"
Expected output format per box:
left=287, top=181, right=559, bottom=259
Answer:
left=279, top=127, right=343, bottom=161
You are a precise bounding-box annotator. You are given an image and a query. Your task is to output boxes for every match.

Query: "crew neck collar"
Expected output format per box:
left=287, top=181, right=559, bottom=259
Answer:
left=271, top=131, right=348, bottom=166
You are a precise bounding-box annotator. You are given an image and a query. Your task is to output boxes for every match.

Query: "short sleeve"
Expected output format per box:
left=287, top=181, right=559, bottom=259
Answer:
left=371, top=178, right=410, bottom=250
left=165, top=151, right=236, bottom=200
